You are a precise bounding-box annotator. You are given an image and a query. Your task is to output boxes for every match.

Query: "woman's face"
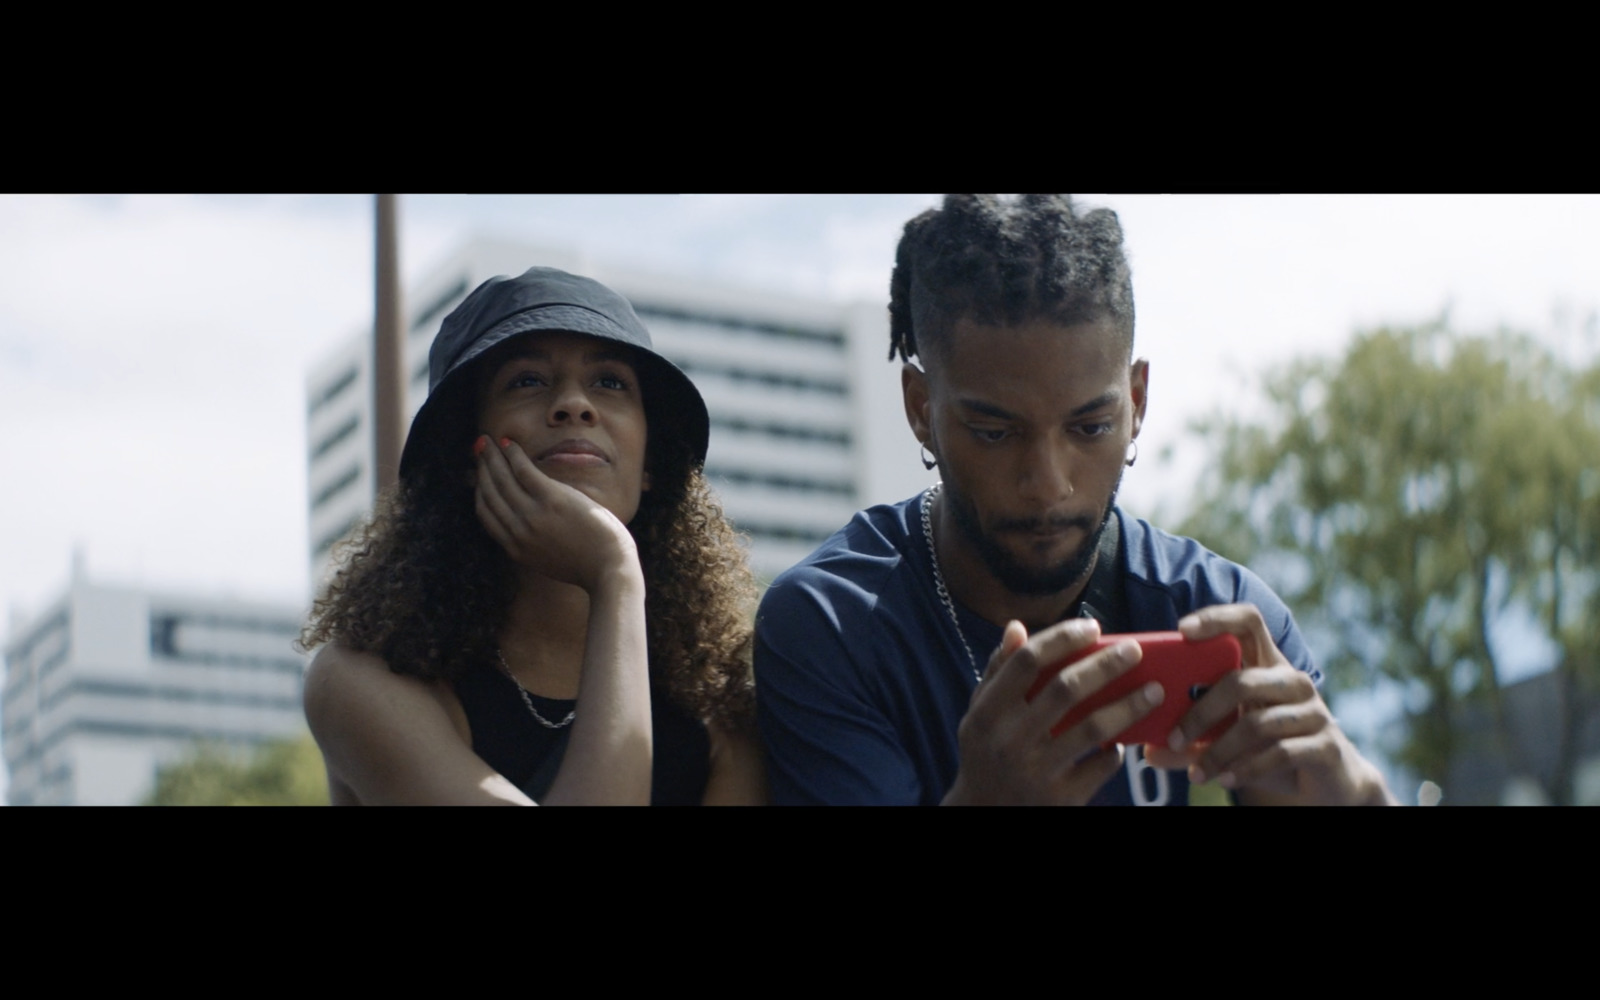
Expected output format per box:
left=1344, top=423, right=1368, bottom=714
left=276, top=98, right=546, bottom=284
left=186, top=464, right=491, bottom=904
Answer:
left=475, top=330, right=649, bottom=524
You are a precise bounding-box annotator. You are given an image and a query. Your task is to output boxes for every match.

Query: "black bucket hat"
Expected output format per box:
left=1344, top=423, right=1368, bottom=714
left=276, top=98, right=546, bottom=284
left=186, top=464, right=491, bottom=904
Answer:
left=398, top=266, right=710, bottom=483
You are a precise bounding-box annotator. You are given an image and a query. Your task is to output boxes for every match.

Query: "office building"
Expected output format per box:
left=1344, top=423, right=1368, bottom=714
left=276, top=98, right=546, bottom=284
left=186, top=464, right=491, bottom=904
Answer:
left=2, top=555, right=308, bottom=805
left=305, top=236, right=931, bottom=587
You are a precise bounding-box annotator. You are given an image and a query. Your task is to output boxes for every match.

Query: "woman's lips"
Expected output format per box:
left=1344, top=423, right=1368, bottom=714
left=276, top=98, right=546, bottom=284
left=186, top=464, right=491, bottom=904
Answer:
left=536, top=439, right=609, bottom=466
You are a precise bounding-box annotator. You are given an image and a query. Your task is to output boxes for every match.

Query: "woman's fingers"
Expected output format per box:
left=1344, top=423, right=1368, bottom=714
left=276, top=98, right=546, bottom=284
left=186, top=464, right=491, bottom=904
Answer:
left=472, top=435, right=635, bottom=591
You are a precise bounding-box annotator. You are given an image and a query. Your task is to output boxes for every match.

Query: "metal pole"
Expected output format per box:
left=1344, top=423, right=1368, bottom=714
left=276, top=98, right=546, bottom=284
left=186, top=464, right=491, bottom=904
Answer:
left=373, top=194, right=404, bottom=494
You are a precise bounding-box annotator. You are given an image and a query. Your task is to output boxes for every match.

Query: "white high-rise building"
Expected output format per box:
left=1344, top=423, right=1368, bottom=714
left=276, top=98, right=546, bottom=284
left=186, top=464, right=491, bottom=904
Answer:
left=2, top=556, right=308, bottom=805
left=305, top=236, right=932, bottom=587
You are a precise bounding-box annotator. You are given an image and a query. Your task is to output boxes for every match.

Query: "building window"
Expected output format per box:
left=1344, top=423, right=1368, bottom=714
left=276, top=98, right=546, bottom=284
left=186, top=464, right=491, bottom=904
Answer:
left=674, top=359, right=847, bottom=397
left=633, top=304, right=845, bottom=347
left=151, top=615, right=180, bottom=657
left=308, top=366, right=358, bottom=418
left=312, top=465, right=361, bottom=510
left=412, top=278, right=468, bottom=335
left=311, top=415, right=360, bottom=461
left=706, top=467, right=855, bottom=499
left=709, top=416, right=851, bottom=447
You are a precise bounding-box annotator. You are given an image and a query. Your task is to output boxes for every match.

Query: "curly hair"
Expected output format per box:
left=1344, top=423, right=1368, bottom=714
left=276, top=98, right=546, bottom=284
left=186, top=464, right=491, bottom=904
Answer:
left=888, top=194, right=1135, bottom=364
left=298, top=364, right=759, bottom=737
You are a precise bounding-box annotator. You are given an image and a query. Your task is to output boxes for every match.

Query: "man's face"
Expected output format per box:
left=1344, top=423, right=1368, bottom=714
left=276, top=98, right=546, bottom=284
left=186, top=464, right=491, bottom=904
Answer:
left=905, top=315, right=1147, bottom=597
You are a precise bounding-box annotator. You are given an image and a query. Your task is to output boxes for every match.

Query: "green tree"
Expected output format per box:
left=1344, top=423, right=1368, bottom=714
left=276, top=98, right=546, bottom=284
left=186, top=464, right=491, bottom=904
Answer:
left=1175, top=321, right=1600, bottom=804
left=144, top=732, right=329, bottom=806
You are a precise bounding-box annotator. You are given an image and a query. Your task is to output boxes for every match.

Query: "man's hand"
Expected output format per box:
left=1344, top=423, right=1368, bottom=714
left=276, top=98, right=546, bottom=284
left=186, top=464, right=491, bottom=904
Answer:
left=1143, top=604, right=1395, bottom=806
left=943, top=618, right=1166, bottom=806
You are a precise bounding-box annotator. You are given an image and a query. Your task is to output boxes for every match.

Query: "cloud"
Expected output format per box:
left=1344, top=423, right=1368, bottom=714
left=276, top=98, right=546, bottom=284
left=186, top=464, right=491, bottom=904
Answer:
left=0, top=195, right=373, bottom=622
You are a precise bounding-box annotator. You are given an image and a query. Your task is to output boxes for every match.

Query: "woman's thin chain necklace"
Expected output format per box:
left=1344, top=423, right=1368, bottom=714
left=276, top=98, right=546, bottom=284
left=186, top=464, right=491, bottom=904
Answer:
left=495, top=648, right=576, bottom=729
left=921, top=484, right=981, bottom=684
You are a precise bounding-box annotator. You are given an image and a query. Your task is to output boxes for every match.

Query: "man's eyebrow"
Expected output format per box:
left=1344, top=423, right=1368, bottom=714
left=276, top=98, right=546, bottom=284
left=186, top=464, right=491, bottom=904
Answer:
left=957, top=398, right=1019, bottom=421
left=1068, top=391, right=1121, bottom=418
left=957, top=391, right=1121, bottom=421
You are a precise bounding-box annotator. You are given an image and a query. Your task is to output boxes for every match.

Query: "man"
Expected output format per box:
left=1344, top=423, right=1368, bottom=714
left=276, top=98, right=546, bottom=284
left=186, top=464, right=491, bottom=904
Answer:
left=754, top=195, right=1394, bottom=805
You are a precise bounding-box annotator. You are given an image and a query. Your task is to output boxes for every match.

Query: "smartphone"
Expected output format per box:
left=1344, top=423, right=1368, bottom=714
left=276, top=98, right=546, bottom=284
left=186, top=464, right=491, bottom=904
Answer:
left=1024, top=631, right=1241, bottom=747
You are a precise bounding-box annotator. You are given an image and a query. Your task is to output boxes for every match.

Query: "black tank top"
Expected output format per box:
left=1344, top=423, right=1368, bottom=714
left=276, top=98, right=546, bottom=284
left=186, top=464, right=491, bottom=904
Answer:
left=453, top=663, right=711, bottom=805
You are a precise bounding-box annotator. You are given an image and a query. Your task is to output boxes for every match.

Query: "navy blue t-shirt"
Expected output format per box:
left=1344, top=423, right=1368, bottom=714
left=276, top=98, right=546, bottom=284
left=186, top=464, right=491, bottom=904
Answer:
left=754, top=492, right=1321, bottom=806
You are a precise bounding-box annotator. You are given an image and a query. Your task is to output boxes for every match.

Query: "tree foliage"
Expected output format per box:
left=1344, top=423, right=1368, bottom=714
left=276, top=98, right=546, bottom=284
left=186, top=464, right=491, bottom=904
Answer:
left=144, top=732, right=329, bottom=806
left=1176, top=321, right=1600, bottom=803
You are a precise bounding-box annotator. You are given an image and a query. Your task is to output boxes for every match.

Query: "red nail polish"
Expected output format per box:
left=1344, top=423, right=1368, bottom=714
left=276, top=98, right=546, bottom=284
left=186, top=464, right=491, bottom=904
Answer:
left=498, top=437, right=512, bottom=449
left=472, top=436, right=488, bottom=457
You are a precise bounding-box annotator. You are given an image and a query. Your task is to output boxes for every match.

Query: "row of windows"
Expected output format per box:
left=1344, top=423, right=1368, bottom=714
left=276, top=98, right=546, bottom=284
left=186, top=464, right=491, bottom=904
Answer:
left=710, top=416, right=851, bottom=447
left=312, top=465, right=361, bottom=511
left=6, top=758, right=70, bottom=805
left=634, top=303, right=845, bottom=347
left=308, top=366, right=358, bottom=418
left=155, top=612, right=300, bottom=636
left=674, top=357, right=847, bottom=397
left=311, top=414, right=360, bottom=461
left=38, top=676, right=302, bottom=720
left=149, top=615, right=302, bottom=661
left=1, top=699, right=35, bottom=737
left=412, top=278, right=468, bottom=337
left=148, top=650, right=306, bottom=672
left=308, top=277, right=467, bottom=421
left=706, top=467, right=855, bottom=499
left=21, top=636, right=68, bottom=691
left=4, top=609, right=69, bottom=680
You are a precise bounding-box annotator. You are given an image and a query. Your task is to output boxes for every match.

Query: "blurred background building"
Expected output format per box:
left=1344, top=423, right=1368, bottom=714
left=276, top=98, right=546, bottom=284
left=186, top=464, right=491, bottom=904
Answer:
left=306, top=236, right=931, bottom=587
left=1445, top=670, right=1600, bottom=805
left=2, top=552, right=307, bottom=805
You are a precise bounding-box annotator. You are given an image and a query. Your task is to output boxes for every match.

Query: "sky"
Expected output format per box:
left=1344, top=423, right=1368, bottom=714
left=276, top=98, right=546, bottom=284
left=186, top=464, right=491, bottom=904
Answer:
left=3, top=193, right=1598, bottom=800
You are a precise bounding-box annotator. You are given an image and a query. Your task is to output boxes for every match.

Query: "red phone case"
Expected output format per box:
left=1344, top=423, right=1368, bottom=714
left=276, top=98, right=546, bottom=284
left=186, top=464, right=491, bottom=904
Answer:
left=1024, top=632, right=1242, bottom=747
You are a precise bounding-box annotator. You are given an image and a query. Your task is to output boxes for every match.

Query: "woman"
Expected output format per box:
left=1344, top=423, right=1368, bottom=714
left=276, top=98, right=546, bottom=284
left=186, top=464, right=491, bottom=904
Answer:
left=299, top=266, right=764, bottom=804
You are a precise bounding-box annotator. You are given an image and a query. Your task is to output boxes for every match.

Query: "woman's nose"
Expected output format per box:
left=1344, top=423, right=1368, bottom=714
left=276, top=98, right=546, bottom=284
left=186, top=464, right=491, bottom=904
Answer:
left=548, top=379, right=596, bottom=425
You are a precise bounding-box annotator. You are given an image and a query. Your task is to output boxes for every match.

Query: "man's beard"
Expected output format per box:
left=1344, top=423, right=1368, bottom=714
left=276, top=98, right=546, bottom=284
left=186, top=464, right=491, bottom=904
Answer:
left=941, top=472, right=1120, bottom=597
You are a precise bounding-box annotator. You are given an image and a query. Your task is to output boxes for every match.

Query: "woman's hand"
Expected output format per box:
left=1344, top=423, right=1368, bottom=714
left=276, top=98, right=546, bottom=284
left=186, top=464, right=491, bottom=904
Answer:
left=473, top=435, right=639, bottom=593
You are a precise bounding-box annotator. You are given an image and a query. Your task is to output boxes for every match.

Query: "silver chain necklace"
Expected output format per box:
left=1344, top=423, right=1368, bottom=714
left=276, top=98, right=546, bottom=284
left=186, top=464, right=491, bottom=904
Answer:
left=495, top=648, right=576, bottom=729
left=921, top=483, right=981, bottom=684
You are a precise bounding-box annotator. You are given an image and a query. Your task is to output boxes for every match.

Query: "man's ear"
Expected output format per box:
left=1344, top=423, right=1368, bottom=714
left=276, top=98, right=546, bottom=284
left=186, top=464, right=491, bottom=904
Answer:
left=902, top=362, right=932, bottom=445
left=1129, top=358, right=1149, bottom=440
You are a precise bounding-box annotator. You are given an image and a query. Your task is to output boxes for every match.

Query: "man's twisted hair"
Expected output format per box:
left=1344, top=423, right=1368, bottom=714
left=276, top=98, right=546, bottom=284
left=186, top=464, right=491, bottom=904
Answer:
left=298, top=382, right=758, bottom=737
left=888, top=194, right=1135, bottom=364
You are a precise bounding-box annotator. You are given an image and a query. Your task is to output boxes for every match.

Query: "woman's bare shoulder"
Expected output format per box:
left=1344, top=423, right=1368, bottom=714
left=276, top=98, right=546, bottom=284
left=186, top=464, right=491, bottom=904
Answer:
left=303, top=643, right=527, bottom=805
left=305, top=645, right=464, bottom=732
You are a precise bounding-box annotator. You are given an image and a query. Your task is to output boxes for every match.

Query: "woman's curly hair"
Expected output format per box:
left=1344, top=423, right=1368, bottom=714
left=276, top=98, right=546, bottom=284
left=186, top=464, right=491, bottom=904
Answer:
left=298, top=354, right=759, bottom=737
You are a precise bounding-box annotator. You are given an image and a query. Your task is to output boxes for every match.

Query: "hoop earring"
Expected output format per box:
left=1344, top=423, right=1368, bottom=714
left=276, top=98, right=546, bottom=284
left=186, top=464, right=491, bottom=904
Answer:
left=920, top=443, right=938, bottom=471
left=1125, top=439, right=1139, bottom=468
